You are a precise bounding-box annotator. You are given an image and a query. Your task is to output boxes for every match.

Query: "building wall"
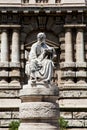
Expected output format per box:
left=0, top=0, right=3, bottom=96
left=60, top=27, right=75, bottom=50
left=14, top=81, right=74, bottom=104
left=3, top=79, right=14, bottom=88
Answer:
left=0, top=1, right=87, bottom=130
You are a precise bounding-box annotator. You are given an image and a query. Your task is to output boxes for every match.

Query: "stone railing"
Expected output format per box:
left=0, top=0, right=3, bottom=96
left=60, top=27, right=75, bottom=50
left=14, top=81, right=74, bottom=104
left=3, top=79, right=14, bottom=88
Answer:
left=22, top=0, right=61, bottom=4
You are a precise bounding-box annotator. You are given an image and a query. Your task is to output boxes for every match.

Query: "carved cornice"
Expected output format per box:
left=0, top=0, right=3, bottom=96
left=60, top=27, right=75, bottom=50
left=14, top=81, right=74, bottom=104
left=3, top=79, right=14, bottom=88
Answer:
left=0, top=6, right=86, bottom=13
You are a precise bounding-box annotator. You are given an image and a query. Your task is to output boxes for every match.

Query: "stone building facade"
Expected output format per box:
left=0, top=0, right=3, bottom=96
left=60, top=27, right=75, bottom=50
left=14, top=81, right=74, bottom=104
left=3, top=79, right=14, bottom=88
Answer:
left=0, top=0, right=87, bottom=130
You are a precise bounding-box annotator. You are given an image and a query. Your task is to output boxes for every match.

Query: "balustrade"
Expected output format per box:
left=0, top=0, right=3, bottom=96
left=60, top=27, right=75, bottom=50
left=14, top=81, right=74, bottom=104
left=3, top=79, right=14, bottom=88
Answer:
left=22, top=0, right=61, bottom=4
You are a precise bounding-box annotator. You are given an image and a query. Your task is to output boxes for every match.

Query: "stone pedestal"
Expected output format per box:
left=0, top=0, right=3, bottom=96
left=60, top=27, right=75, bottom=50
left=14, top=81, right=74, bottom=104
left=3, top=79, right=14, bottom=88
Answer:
left=19, top=82, right=59, bottom=130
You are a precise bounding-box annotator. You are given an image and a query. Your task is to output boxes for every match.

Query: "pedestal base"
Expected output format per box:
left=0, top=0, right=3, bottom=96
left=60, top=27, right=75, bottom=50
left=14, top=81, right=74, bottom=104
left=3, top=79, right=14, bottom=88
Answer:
left=19, top=123, right=58, bottom=130
left=19, top=81, right=59, bottom=130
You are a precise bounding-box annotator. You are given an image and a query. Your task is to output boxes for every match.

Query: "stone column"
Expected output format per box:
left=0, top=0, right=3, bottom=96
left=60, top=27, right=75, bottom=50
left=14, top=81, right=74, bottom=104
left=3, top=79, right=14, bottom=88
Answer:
left=76, top=28, right=84, bottom=62
left=0, top=29, right=9, bottom=85
left=12, top=29, right=19, bottom=63
left=64, top=28, right=75, bottom=84
left=1, top=29, right=8, bottom=62
left=10, top=29, right=20, bottom=85
left=76, top=28, right=86, bottom=84
left=65, top=28, right=73, bottom=63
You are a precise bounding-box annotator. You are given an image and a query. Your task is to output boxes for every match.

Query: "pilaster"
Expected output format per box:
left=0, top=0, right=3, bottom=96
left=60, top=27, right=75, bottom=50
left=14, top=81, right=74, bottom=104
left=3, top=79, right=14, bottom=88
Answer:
left=10, top=28, right=20, bottom=85
left=76, top=27, right=86, bottom=84
left=61, top=26, right=75, bottom=85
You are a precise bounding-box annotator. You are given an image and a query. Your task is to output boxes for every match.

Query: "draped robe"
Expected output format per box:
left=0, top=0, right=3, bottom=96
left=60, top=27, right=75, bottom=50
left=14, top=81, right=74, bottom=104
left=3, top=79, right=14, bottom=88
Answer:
left=25, top=42, right=55, bottom=82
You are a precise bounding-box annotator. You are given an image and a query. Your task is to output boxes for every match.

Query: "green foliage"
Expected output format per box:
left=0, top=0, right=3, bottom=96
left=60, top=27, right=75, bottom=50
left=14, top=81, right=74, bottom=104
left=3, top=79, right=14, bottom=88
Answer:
left=58, top=117, right=68, bottom=130
left=9, top=121, right=20, bottom=130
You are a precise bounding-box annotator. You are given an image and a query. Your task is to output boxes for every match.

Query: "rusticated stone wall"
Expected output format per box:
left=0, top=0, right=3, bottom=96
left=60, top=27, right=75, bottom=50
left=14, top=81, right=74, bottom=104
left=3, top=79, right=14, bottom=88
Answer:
left=0, top=5, right=87, bottom=130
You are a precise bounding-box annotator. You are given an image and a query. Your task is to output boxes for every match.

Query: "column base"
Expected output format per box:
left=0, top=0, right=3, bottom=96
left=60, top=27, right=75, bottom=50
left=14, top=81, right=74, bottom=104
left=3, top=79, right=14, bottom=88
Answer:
left=0, top=62, right=9, bottom=67
left=76, top=62, right=86, bottom=68
left=10, top=62, right=20, bottom=67
left=10, top=79, right=20, bottom=87
left=60, top=62, right=75, bottom=69
left=0, top=80, right=8, bottom=86
left=64, top=79, right=74, bottom=85
left=77, top=80, right=86, bottom=84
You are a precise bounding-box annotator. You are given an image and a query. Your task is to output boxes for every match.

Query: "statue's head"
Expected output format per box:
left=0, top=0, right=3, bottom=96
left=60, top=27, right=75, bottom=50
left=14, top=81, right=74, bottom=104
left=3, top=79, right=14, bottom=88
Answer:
left=37, top=32, right=46, bottom=43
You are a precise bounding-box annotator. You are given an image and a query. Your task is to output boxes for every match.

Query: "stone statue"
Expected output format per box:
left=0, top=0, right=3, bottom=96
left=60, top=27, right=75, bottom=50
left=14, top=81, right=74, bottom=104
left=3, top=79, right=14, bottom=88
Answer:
left=25, top=32, right=56, bottom=84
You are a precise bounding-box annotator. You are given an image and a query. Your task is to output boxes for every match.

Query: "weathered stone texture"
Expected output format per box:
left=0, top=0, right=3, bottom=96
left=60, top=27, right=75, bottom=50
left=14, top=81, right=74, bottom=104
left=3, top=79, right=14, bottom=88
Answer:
left=73, top=112, right=87, bottom=119
left=61, top=0, right=85, bottom=4
left=59, top=90, right=87, bottom=98
left=0, top=119, right=13, bottom=127
left=9, top=70, right=20, bottom=77
left=59, top=99, right=87, bottom=108
left=76, top=71, right=86, bottom=77
left=0, top=112, right=11, bottom=119
left=0, top=70, right=8, bottom=77
left=60, top=43, right=65, bottom=50
left=67, top=119, right=84, bottom=127
left=62, top=71, right=75, bottom=77
left=11, top=112, right=19, bottom=119
left=0, top=0, right=21, bottom=4
left=60, top=112, right=72, bottom=118
left=84, top=120, right=87, bottom=127
left=60, top=53, right=65, bottom=60
left=0, top=1, right=87, bottom=130
left=0, top=90, right=19, bottom=97
left=0, top=119, right=19, bottom=127
left=0, top=99, right=21, bottom=108
left=67, top=128, right=87, bottom=130
left=0, top=128, right=8, bottom=130
left=19, top=123, right=58, bottom=130
left=20, top=102, right=58, bottom=119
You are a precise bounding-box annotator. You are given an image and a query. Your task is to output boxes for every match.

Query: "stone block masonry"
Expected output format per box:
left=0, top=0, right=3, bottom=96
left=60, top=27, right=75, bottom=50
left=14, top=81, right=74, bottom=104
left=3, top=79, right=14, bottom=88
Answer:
left=0, top=1, right=87, bottom=130
left=59, top=87, right=87, bottom=129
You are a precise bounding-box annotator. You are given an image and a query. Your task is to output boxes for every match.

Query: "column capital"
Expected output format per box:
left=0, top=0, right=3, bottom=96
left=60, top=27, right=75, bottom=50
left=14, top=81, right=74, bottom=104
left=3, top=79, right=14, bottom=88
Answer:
left=76, top=28, right=84, bottom=32
left=65, top=28, right=71, bottom=32
left=1, top=28, right=7, bottom=32
left=13, top=28, right=20, bottom=32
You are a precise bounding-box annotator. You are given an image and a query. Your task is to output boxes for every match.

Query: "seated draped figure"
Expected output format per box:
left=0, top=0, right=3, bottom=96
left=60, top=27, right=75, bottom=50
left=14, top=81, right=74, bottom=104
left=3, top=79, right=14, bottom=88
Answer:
left=25, top=32, right=56, bottom=84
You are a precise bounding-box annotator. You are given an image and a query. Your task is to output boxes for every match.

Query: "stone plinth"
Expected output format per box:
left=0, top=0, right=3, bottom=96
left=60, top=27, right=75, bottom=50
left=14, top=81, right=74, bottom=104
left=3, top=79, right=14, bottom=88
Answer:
left=19, top=82, right=59, bottom=130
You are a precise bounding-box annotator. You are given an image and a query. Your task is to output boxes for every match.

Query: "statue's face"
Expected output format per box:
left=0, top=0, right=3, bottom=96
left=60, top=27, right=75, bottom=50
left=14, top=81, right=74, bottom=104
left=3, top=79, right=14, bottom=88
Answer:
left=37, top=33, right=46, bottom=43
left=39, top=36, right=44, bottom=42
